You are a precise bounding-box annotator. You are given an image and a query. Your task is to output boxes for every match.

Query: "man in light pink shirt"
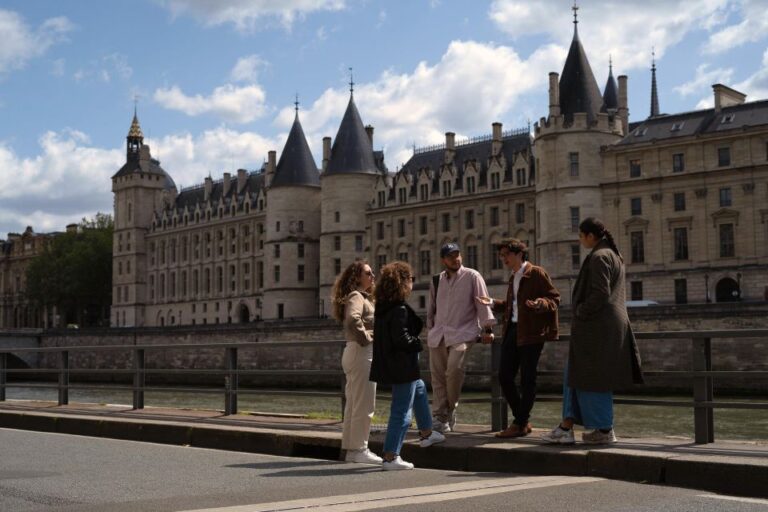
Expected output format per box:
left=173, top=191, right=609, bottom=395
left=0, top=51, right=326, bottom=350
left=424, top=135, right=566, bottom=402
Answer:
left=427, top=242, right=496, bottom=432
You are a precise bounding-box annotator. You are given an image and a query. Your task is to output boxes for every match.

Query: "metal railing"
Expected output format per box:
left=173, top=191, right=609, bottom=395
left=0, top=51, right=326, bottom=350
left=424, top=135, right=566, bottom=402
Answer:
left=1, top=329, right=767, bottom=444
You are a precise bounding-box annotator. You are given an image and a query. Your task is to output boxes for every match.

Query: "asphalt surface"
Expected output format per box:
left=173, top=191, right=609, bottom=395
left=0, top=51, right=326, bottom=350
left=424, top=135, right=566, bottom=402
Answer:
left=1, top=428, right=767, bottom=512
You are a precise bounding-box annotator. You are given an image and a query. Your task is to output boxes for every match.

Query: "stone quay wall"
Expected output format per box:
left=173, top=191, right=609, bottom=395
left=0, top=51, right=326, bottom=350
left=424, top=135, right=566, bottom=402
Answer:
left=3, top=302, right=768, bottom=393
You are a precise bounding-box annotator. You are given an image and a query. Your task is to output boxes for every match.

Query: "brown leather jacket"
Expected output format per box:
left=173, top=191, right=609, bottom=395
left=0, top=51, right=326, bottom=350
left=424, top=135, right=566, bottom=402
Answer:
left=492, top=263, right=560, bottom=345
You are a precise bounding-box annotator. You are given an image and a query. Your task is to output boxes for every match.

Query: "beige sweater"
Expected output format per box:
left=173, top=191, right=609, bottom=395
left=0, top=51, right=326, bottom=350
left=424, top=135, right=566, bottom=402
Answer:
left=343, top=291, right=374, bottom=346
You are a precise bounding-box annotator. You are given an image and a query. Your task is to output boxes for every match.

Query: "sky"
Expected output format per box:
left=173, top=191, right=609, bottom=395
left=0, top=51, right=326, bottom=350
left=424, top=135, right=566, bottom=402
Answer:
left=1, top=0, right=767, bottom=237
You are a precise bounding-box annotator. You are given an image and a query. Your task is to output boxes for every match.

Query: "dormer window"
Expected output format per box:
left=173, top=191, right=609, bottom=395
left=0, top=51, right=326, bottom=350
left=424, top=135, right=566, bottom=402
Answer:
left=633, top=127, right=647, bottom=137
left=670, top=121, right=685, bottom=132
left=721, top=113, right=735, bottom=124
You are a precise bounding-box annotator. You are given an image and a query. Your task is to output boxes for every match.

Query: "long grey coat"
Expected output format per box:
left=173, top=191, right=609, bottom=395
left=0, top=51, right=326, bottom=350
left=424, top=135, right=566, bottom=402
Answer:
left=568, top=239, right=643, bottom=392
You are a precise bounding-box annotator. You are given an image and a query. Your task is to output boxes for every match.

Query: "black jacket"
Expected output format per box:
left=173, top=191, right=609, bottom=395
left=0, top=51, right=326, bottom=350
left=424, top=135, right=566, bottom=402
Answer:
left=369, top=301, right=423, bottom=385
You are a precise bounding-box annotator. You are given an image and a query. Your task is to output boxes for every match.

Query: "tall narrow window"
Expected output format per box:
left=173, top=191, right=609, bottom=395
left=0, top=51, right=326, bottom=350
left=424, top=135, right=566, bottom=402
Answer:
left=674, top=192, right=686, bottom=211
left=376, top=221, right=384, bottom=240
left=334, top=258, right=341, bottom=275
left=442, top=181, right=452, bottom=197
left=355, top=235, right=363, bottom=252
left=570, top=207, right=580, bottom=232
left=630, top=197, right=642, bottom=216
left=465, top=210, right=474, bottom=230
left=515, top=203, right=525, bottom=224
left=334, top=235, right=341, bottom=251
left=420, top=183, right=429, bottom=201
left=441, top=213, right=450, bottom=232
left=274, top=265, right=280, bottom=283
left=571, top=244, right=581, bottom=269
left=719, top=187, right=732, bottom=207
left=717, top=147, right=731, bottom=167
left=490, top=207, right=499, bottom=227
left=629, top=159, right=642, bottom=178
left=297, top=264, right=305, bottom=282
left=420, top=250, right=431, bottom=276
left=719, top=223, right=735, bottom=257
left=419, top=216, right=428, bottom=235
left=674, top=228, right=689, bottom=260
left=466, top=176, right=475, bottom=193
left=630, top=231, right=644, bottom=264
left=298, top=243, right=305, bottom=258
left=672, top=153, right=685, bottom=173
left=397, top=219, right=405, bottom=237
left=630, top=281, right=643, bottom=301
left=398, top=188, right=407, bottom=204
left=675, top=279, right=688, bottom=304
left=398, top=251, right=408, bottom=262
left=569, top=152, right=579, bottom=177
left=466, top=245, right=478, bottom=269
left=491, top=173, right=500, bottom=190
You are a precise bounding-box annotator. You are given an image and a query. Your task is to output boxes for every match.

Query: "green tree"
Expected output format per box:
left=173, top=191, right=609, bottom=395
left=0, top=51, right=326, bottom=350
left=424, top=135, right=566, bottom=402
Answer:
left=26, top=213, right=114, bottom=327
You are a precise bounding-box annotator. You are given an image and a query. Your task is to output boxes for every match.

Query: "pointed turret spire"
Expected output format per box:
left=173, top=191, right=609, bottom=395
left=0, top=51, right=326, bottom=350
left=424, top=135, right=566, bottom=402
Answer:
left=558, top=2, right=603, bottom=124
left=324, top=93, right=377, bottom=176
left=650, top=49, right=660, bottom=117
left=272, top=106, right=320, bottom=188
left=126, top=108, right=144, bottom=161
left=601, top=56, right=619, bottom=112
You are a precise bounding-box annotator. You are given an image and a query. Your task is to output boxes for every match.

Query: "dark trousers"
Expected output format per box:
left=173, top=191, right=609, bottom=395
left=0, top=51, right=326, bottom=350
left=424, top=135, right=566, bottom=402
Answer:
left=498, top=324, right=544, bottom=427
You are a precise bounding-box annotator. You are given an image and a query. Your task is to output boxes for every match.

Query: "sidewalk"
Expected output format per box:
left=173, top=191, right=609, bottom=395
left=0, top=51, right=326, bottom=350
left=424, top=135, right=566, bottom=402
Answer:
left=0, top=400, right=766, bottom=499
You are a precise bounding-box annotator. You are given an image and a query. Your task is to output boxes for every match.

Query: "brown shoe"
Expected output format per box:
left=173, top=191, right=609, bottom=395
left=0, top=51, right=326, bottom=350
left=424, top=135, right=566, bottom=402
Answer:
left=495, top=423, right=532, bottom=438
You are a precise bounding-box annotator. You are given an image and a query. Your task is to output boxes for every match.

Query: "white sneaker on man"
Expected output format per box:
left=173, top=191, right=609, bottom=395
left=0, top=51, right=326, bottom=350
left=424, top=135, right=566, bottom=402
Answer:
left=540, top=425, right=576, bottom=445
left=432, top=418, right=451, bottom=433
left=345, top=449, right=383, bottom=464
left=419, top=430, right=446, bottom=448
left=582, top=428, right=617, bottom=445
left=448, top=410, right=457, bottom=432
left=382, top=456, right=414, bottom=471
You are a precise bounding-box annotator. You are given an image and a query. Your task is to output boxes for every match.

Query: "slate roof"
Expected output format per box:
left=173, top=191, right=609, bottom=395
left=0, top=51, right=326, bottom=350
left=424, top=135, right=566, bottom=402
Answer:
left=391, top=132, right=533, bottom=199
left=325, top=95, right=380, bottom=176
left=171, top=168, right=267, bottom=214
left=601, top=63, right=618, bottom=112
left=271, top=114, right=320, bottom=188
left=112, top=156, right=176, bottom=190
left=617, top=99, right=768, bottom=146
left=559, top=23, right=603, bottom=124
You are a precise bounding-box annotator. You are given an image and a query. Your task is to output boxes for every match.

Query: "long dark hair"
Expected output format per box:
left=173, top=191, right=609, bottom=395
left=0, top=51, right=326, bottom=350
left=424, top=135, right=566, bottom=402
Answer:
left=579, top=217, right=623, bottom=262
left=330, top=260, right=373, bottom=322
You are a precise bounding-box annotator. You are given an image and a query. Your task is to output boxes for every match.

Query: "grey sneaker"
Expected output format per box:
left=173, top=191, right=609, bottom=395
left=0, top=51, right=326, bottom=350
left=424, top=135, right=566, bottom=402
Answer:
left=582, top=429, right=617, bottom=445
left=540, top=425, right=576, bottom=445
left=419, top=430, right=446, bottom=448
left=432, top=419, right=451, bottom=433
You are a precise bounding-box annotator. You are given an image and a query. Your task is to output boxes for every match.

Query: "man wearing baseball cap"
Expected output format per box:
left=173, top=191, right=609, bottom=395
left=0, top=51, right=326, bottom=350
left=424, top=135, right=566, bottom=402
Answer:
left=427, top=242, right=496, bottom=433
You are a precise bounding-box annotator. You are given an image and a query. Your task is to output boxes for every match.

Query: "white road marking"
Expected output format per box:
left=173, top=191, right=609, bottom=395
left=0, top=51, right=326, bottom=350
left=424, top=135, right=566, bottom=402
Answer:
left=181, top=475, right=604, bottom=512
left=698, top=494, right=768, bottom=506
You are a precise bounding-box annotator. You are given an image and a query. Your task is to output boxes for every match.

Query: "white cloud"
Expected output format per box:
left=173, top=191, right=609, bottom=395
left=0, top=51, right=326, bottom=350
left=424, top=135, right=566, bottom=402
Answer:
left=156, top=0, right=347, bottom=31
left=674, top=63, right=734, bottom=96
left=703, top=0, right=768, bottom=54
left=154, top=83, right=269, bottom=123
left=277, top=40, right=565, bottom=169
left=70, top=53, right=133, bottom=83
left=0, top=126, right=279, bottom=236
left=733, top=47, right=768, bottom=101
left=489, top=0, right=729, bottom=72
left=0, top=9, right=74, bottom=74
left=230, top=54, right=268, bottom=82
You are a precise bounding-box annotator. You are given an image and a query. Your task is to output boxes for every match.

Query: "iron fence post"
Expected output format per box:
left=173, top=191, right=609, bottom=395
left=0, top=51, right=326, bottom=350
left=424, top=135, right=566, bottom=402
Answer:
left=58, top=350, right=69, bottom=406
left=133, top=348, right=145, bottom=410
left=490, top=340, right=507, bottom=432
left=224, top=347, right=238, bottom=415
left=0, top=352, right=7, bottom=402
left=692, top=337, right=714, bottom=444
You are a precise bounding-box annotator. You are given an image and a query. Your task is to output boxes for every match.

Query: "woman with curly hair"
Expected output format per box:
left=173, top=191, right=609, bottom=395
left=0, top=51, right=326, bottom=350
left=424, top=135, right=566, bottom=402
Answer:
left=331, top=260, right=381, bottom=465
left=370, top=261, right=444, bottom=471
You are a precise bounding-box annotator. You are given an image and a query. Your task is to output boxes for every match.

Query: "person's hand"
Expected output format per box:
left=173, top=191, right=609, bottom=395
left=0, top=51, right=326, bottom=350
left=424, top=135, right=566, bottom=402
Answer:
left=476, top=296, right=493, bottom=306
left=480, top=332, right=495, bottom=344
left=526, top=298, right=545, bottom=311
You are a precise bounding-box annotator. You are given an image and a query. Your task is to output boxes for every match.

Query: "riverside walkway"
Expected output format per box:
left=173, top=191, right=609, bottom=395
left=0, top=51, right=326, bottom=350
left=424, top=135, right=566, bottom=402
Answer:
left=1, top=399, right=766, bottom=500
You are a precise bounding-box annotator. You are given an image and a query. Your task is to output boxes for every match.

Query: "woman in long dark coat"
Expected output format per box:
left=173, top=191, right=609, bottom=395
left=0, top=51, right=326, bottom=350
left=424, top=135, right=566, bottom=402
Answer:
left=542, top=218, right=643, bottom=445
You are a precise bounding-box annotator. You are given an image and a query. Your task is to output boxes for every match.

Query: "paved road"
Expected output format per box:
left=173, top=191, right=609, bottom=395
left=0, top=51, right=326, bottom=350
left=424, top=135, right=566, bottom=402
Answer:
left=1, top=428, right=767, bottom=512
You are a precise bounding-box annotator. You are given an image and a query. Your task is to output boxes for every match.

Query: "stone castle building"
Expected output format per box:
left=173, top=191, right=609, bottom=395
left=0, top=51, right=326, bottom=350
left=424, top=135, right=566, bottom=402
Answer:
left=111, top=11, right=768, bottom=327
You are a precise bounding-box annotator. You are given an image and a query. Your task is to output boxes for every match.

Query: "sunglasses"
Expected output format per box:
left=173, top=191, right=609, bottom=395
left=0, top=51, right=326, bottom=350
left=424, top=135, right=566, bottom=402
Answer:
left=364, top=270, right=375, bottom=277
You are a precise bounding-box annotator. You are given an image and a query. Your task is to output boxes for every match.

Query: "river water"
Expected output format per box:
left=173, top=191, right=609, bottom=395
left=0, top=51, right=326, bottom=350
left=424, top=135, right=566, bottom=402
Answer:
left=4, top=384, right=767, bottom=441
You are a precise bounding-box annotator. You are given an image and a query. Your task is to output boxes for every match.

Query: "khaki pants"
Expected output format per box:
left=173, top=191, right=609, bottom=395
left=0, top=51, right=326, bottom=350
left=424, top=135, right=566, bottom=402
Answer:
left=341, top=342, right=376, bottom=451
left=429, top=340, right=470, bottom=424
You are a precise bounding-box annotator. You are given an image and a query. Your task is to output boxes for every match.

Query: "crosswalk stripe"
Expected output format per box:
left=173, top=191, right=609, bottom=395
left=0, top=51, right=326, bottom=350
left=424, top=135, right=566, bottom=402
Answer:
left=180, top=475, right=604, bottom=512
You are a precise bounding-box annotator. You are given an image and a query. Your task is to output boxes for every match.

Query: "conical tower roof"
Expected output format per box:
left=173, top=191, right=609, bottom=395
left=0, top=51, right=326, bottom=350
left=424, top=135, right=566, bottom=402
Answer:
left=128, top=112, right=143, bottom=139
left=650, top=53, right=660, bottom=118
left=272, top=112, right=320, bottom=188
left=601, top=59, right=619, bottom=112
left=558, top=9, right=603, bottom=124
left=325, top=95, right=377, bottom=175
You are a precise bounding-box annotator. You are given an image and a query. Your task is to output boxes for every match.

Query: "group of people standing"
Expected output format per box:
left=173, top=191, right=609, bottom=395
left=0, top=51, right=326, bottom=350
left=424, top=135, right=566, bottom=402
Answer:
left=330, top=217, right=643, bottom=471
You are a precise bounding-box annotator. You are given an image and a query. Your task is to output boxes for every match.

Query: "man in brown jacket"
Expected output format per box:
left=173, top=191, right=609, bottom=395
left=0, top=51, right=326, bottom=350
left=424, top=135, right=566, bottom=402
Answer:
left=479, top=239, right=560, bottom=438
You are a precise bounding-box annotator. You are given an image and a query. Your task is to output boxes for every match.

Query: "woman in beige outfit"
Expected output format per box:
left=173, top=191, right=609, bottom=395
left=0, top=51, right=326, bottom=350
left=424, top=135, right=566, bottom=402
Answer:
left=331, top=260, right=381, bottom=464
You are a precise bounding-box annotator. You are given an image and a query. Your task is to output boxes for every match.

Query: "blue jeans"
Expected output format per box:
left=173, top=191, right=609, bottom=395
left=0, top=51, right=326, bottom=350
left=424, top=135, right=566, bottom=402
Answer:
left=383, top=379, right=432, bottom=455
left=562, top=364, right=614, bottom=430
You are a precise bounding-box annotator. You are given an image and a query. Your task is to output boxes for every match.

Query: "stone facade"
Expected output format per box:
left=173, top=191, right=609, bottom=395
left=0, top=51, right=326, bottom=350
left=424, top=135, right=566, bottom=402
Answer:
left=111, top=13, right=768, bottom=327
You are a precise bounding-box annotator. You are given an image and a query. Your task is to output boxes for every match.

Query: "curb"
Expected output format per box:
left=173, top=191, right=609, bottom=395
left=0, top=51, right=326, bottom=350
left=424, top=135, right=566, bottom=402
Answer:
left=0, top=410, right=765, bottom=499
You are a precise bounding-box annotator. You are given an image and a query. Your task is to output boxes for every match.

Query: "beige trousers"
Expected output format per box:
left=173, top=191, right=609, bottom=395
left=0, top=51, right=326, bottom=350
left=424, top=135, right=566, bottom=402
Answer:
left=429, top=340, right=471, bottom=424
left=341, top=342, right=376, bottom=451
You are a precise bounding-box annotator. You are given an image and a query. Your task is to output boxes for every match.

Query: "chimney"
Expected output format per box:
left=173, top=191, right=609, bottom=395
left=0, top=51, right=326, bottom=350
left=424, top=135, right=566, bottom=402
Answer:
left=548, top=72, right=560, bottom=117
left=618, top=75, right=629, bottom=134
left=365, top=125, right=374, bottom=146
left=237, top=168, right=247, bottom=194
left=444, top=132, right=456, bottom=165
left=492, top=122, right=502, bottom=156
left=713, top=84, right=746, bottom=113
left=266, top=150, right=276, bottom=188
left=322, top=137, right=331, bottom=173
left=66, top=223, right=78, bottom=234
left=222, top=172, right=231, bottom=197
left=204, top=176, right=212, bottom=202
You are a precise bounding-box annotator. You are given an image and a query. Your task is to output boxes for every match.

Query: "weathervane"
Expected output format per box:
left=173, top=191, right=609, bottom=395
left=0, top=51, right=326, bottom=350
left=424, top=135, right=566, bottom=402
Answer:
left=349, top=67, right=354, bottom=95
left=572, top=1, right=579, bottom=24
left=294, top=93, right=300, bottom=114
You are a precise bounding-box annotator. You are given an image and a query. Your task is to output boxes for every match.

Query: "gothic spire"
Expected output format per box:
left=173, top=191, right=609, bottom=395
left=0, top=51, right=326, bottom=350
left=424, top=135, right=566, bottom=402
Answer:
left=650, top=49, right=660, bottom=118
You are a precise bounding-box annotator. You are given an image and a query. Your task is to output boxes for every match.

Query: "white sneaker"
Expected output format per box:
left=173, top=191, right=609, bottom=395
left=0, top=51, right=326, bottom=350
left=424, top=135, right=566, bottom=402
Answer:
left=582, top=429, right=617, bottom=445
left=419, top=430, right=446, bottom=448
left=345, top=449, right=383, bottom=464
left=448, top=410, right=457, bottom=431
left=382, top=456, right=414, bottom=471
left=432, top=419, right=451, bottom=433
left=540, top=425, right=576, bottom=445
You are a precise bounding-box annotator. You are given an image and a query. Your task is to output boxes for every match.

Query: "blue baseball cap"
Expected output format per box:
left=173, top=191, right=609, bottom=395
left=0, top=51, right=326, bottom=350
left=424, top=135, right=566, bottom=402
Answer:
left=440, top=242, right=461, bottom=258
